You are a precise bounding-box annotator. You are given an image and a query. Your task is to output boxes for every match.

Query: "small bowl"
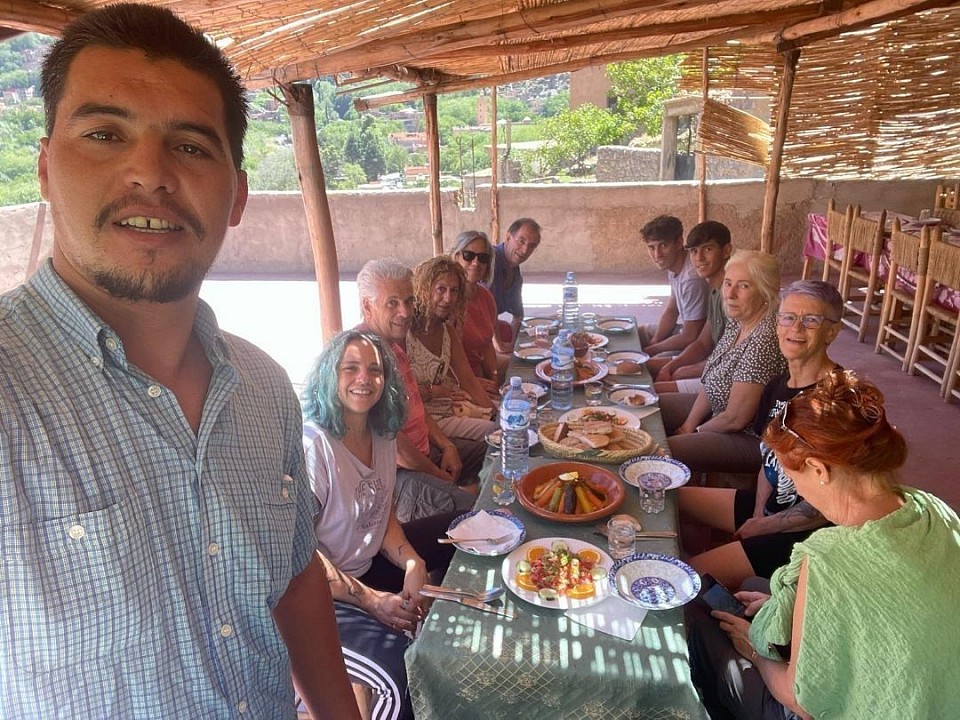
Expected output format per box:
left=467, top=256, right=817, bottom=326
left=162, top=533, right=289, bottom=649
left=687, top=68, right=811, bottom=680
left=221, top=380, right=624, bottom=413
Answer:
left=517, top=461, right=625, bottom=523
left=499, top=380, right=548, bottom=401
left=619, top=456, right=691, bottom=490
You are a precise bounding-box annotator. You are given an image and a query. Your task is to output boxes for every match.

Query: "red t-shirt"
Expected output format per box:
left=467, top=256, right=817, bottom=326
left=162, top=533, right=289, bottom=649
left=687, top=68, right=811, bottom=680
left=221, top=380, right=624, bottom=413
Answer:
left=459, top=285, right=497, bottom=377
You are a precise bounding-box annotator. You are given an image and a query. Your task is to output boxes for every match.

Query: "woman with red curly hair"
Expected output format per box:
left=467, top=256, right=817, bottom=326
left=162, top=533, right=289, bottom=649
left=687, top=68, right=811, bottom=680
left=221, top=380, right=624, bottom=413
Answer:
left=688, top=371, right=960, bottom=719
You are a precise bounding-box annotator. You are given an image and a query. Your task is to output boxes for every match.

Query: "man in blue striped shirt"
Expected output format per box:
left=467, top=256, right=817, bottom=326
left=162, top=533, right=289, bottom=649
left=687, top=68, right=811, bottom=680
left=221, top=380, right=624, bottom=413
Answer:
left=0, top=4, right=359, bottom=718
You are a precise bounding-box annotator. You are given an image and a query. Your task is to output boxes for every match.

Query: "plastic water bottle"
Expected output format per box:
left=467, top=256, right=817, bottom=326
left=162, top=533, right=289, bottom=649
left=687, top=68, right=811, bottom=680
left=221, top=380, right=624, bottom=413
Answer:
left=498, top=377, right=531, bottom=504
left=550, top=330, right=575, bottom=411
left=562, top=271, right=579, bottom=331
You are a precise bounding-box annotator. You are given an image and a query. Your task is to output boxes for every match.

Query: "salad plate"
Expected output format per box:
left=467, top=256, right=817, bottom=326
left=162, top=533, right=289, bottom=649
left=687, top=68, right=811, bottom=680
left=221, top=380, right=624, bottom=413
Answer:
left=558, top=406, right=641, bottom=430
left=447, top=510, right=526, bottom=556
left=608, top=552, right=700, bottom=610
left=502, top=537, right=613, bottom=610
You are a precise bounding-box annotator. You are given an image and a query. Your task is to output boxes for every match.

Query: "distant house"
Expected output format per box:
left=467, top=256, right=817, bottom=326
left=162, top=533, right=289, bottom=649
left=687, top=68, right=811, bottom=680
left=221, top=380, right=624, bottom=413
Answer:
left=388, top=132, right=427, bottom=151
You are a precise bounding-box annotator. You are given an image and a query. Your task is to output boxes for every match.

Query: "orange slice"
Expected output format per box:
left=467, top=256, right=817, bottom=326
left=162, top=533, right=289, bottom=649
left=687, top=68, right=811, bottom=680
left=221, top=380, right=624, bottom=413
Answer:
left=567, top=583, right=596, bottom=600
left=516, top=573, right=538, bottom=592
left=527, top=546, right=547, bottom=563
left=578, top=549, right=601, bottom=566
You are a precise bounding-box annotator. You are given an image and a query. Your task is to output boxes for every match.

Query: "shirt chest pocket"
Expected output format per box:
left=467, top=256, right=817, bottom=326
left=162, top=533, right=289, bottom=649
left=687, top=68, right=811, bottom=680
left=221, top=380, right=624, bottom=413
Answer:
left=2, top=498, right=161, bottom=673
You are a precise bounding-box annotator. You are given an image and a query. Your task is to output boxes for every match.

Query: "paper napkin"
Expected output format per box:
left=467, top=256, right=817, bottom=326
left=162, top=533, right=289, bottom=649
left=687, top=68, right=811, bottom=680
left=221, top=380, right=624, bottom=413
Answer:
left=447, top=510, right=519, bottom=553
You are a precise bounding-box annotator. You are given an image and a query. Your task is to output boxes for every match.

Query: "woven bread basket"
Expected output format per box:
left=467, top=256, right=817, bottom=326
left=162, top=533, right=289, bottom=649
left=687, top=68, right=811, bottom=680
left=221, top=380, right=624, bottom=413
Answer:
left=538, top=422, right=656, bottom=464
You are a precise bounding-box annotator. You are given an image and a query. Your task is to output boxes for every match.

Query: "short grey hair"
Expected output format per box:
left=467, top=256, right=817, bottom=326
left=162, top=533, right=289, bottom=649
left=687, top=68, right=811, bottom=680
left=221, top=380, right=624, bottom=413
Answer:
left=356, top=257, right=412, bottom=301
left=449, top=230, right=495, bottom=284
left=781, top=280, right=843, bottom=322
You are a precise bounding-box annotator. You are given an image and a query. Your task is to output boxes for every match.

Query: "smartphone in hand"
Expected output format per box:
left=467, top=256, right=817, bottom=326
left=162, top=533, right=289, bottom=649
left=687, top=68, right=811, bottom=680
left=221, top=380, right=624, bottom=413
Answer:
left=701, top=577, right=746, bottom=618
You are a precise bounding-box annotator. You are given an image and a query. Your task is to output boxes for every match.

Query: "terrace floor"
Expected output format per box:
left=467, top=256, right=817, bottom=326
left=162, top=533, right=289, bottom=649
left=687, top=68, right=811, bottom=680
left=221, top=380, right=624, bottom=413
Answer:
left=201, top=272, right=959, bottom=512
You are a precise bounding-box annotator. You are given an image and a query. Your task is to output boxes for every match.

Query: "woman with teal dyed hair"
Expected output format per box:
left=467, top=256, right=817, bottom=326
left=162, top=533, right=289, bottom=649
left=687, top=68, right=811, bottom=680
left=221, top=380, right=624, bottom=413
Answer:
left=302, top=331, right=455, bottom=720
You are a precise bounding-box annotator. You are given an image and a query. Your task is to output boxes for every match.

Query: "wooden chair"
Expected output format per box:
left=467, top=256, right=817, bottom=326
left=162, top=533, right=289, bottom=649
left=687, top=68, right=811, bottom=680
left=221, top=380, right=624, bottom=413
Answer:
left=907, top=231, right=960, bottom=398
left=934, top=207, right=960, bottom=227
left=874, top=219, right=932, bottom=370
left=934, top=181, right=959, bottom=210
left=816, top=199, right=853, bottom=286
left=838, top=207, right=885, bottom=342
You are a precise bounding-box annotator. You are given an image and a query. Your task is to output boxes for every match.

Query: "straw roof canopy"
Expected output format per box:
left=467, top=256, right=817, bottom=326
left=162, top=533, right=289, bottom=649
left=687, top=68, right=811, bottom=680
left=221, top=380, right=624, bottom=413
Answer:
left=3, top=0, right=958, bottom=107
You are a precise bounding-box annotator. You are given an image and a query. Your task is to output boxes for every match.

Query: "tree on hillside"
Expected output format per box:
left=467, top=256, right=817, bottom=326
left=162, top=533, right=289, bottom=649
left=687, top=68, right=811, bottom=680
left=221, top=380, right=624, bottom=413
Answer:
left=356, top=115, right=387, bottom=181
left=607, top=56, right=682, bottom=136
left=535, top=103, right=633, bottom=176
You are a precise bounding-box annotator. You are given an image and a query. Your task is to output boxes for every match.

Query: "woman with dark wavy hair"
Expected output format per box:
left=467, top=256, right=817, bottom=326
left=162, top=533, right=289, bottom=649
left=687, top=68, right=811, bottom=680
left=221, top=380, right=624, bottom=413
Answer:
left=302, top=330, right=455, bottom=720
left=689, top=371, right=960, bottom=719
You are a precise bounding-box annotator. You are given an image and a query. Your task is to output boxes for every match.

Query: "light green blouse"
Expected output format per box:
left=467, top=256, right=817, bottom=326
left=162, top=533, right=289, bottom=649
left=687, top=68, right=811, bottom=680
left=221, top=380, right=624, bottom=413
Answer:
left=750, top=487, right=960, bottom=719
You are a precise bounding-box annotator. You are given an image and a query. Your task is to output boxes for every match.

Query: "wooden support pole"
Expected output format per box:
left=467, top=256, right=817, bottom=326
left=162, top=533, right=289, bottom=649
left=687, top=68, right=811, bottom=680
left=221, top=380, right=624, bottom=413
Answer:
left=490, top=86, right=500, bottom=245
left=424, top=92, right=444, bottom=256
left=760, top=48, right=800, bottom=255
left=698, top=47, right=709, bottom=223
left=284, top=82, right=343, bottom=344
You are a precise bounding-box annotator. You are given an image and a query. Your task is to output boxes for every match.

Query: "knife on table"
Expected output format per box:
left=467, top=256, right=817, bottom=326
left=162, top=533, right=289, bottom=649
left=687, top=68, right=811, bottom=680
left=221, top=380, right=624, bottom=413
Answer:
left=420, top=588, right=514, bottom=619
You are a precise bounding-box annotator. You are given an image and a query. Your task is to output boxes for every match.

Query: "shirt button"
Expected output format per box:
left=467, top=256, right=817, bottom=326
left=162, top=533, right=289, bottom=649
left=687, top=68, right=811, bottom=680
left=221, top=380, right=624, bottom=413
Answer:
left=147, top=384, right=163, bottom=398
left=219, top=624, right=233, bottom=638
left=207, top=542, right=220, bottom=556
left=280, top=487, right=290, bottom=499
left=237, top=700, right=248, bottom=714
left=105, top=337, right=120, bottom=352
left=67, top=524, right=85, bottom=540
left=90, top=355, right=102, bottom=368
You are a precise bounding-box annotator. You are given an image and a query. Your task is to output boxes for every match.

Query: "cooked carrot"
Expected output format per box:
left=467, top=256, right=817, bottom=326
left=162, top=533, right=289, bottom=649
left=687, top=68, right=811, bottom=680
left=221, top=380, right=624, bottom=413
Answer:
left=574, top=485, right=599, bottom=513
left=534, top=478, right=560, bottom=502
left=535, top=480, right=560, bottom=508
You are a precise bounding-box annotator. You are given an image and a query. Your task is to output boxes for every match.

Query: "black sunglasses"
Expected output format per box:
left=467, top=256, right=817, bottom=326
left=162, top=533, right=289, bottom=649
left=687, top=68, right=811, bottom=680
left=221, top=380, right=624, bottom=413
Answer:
left=461, top=250, right=491, bottom=264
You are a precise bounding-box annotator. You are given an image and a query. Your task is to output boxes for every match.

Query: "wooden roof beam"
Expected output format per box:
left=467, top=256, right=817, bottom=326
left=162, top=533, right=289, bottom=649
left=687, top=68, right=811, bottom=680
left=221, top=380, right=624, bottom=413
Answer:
left=354, top=26, right=756, bottom=111
left=242, top=0, right=720, bottom=86
left=1, top=0, right=78, bottom=36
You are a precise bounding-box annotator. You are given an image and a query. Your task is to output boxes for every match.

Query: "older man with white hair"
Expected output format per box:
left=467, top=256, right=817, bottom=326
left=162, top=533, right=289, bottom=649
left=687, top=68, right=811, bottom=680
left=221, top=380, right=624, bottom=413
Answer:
left=356, top=258, right=479, bottom=522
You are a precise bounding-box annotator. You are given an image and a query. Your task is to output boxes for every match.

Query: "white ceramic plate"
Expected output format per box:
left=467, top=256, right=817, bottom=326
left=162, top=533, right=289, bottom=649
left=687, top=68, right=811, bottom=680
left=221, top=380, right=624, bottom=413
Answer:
left=558, top=406, right=641, bottom=430
left=570, top=331, right=609, bottom=349
left=607, top=351, right=651, bottom=375
left=535, top=359, right=609, bottom=387
left=447, top=510, right=526, bottom=556
left=502, top=537, right=614, bottom=610
left=597, top=317, right=636, bottom=334
left=608, top=552, right=701, bottom=610
left=485, top=428, right=540, bottom=449
left=514, top=345, right=551, bottom=362
left=608, top=388, right=659, bottom=409
left=499, top=381, right=548, bottom=400
left=619, top=456, right=691, bottom=489
left=521, top=316, right=560, bottom=331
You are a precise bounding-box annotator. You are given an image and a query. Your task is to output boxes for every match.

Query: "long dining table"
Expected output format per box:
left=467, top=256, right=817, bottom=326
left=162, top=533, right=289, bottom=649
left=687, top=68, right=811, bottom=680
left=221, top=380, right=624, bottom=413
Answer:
left=405, top=320, right=709, bottom=720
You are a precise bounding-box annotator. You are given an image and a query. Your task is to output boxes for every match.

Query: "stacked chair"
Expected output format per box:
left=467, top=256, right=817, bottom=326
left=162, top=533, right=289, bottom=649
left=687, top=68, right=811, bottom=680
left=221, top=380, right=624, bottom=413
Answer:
left=874, top=219, right=932, bottom=369
left=934, top=207, right=960, bottom=227
left=814, top=199, right=854, bottom=285
left=934, top=181, right=959, bottom=210
left=907, top=233, right=960, bottom=402
left=838, top=207, right=886, bottom=342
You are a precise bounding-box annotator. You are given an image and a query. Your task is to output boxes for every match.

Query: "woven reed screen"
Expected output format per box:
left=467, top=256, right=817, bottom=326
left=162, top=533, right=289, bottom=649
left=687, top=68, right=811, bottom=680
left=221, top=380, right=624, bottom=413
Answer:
left=680, top=7, right=960, bottom=179
left=696, top=97, right=771, bottom=167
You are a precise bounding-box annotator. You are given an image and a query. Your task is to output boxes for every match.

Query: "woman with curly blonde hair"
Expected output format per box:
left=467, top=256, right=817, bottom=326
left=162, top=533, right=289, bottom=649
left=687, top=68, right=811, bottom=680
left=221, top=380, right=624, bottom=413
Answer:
left=407, top=255, right=497, bottom=446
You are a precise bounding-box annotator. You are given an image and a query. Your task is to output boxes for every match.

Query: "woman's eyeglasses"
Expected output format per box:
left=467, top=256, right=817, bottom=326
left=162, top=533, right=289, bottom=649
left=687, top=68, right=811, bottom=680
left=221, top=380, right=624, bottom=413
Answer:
left=461, top=250, right=491, bottom=264
left=778, top=401, right=810, bottom=446
left=776, top=312, right=837, bottom=329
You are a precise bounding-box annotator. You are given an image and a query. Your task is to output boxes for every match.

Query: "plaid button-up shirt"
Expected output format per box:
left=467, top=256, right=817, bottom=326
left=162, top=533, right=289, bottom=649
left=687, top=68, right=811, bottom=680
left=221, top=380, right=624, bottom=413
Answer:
left=0, top=261, right=317, bottom=718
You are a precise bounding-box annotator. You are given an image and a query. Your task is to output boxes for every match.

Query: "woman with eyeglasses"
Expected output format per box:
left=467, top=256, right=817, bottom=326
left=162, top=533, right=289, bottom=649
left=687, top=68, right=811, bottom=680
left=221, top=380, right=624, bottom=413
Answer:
left=660, top=250, right=787, bottom=475
left=302, top=331, right=456, bottom=720
left=688, top=371, right=960, bottom=719
left=678, top=281, right=842, bottom=589
left=450, top=230, right=502, bottom=392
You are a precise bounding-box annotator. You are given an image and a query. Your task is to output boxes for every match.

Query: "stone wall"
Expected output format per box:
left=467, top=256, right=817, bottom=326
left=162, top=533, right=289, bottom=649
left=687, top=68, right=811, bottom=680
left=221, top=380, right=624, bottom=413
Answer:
left=596, top=145, right=764, bottom=182
left=0, top=178, right=941, bottom=292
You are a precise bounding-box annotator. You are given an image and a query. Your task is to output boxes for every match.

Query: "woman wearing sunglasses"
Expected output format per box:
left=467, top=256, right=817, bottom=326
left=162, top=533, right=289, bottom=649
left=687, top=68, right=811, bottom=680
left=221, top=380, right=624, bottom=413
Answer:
left=677, top=281, right=842, bottom=589
left=689, top=371, right=960, bottom=719
left=450, top=230, right=502, bottom=392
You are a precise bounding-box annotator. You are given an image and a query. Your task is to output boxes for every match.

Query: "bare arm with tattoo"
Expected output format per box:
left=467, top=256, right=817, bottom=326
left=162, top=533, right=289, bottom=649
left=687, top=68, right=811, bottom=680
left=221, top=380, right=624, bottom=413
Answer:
left=736, top=499, right=827, bottom=540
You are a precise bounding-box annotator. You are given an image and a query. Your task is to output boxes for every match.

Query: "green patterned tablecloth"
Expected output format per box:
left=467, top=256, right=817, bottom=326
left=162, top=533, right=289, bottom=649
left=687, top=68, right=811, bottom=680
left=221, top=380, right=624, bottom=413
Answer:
left=406, top=323, right=708, bottom=720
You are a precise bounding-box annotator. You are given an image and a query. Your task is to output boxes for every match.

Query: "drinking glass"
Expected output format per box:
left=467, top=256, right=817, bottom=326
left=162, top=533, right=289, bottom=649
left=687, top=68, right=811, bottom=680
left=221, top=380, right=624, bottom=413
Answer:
left=607, top=517, right=637, bottom=559
left=584, top=381, right=604, bottom=406
left=533, top=323, right=551, bottom=348
left=581, top=312, right=598, bottom=332
left=639, top=472, right=670, bottom=514
left=491, top=472, right=516, bottom=506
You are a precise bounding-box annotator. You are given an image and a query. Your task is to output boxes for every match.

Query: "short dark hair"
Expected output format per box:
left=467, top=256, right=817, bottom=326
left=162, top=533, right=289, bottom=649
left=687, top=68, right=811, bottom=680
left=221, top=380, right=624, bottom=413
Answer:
left=41, top=2, right=248, bottom=169
left=685, top=220, right=731, bottom=249
left=507, top=218, right=541, bottom=237
left=641, top=215, right=683, bottom=244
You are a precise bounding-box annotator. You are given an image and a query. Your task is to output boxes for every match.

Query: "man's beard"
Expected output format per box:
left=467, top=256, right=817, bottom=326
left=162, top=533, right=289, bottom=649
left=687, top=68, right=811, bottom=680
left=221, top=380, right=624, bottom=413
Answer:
left=92, top=259, right=208, bottom=303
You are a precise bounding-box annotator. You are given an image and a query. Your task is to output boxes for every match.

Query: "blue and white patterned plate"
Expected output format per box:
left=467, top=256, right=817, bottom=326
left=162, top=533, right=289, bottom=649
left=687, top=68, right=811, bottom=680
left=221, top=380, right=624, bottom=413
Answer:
left=608, top=552, right=701, bottom=610
left=619, top=456, right=691, bottom=490
left=447, top=510, right=526, bottom=556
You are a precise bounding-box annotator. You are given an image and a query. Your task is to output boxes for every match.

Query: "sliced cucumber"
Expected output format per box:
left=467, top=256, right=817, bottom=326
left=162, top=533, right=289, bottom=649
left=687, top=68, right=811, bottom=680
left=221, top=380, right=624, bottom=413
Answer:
left=551, top=540, right=569, bottom=553
left=590, top=566, right=607, bottom=581
left=516, top=560, right=531, bottom=574
left=538, top=587, right=559, bottom=601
